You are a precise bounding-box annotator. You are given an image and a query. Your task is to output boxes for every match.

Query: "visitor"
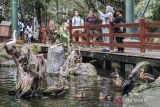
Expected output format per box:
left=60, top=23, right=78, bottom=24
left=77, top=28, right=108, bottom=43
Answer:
left=26, top=22, right=33, bottom=42
left=41, top=22, right=47, bottom=44
left=28, top=31, right=33, bottom=43
left=18, top=19, right=25, bottom=40
left=72, top=10, right=84, bottom=42
left=86, top=10, right=98, bottom=42
left=113, top=9, right=125, bottom=53
left=98, top=5, right=114, bottom=51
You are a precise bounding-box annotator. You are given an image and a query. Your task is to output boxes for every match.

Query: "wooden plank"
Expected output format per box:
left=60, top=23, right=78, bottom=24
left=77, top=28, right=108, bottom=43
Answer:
left=113, top=33, right=140, bottom=37
left=113, top=43, right=140, bottom=48
left=145, top=21, right=160, bottom=27
left=145, top=43, right=160, bottom=49
left=86, top=24, right=90, bottom=46
left=72, top=25, right=87, bottom=29
left=68, top=23, right=73, bottom=45
left=140, top=19, right=145, bottom=52
left=72, top=41, right=88, bottom=45
left=113, top=23, right=139, bottom=28
left=72, top=33, right=88, bottom=37
left=0, top=26, right=10, bottom=37
left=145, top=32, right=160, bottom=37
left=90, top=33, right=109, bottom=37
left=89, top=42, right=110, bottom=46
left=109, top=22, right=114, bottom=50
left=72, top=24, right=109, bottom=29
left=87, top=24, right=109, bottom=29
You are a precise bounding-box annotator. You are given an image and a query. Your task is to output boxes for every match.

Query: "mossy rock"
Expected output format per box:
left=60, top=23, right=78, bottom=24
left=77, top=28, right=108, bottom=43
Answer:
left=72, top=63, right=97, bottom=77
left=16, top=40, right=24, bottom=44
left=30, top=44, right=41, bottom=55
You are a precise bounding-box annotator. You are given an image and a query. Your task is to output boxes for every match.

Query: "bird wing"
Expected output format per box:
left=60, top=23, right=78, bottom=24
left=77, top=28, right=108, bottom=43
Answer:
left=143, top=73, right=155, bottom=80
left=122, top=78, right=135, bottom=95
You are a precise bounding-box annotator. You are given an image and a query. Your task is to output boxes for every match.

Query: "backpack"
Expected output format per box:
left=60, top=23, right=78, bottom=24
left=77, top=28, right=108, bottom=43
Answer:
left=18, top=22, right=23, bottom=30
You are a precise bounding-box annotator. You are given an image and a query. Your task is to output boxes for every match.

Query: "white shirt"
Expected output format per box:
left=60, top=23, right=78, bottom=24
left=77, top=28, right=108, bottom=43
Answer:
left=98, top=10, right=113, bottom=24
left=18, top=22, right=24, bottom=31
left=72, top=16, right=84, bottom=26
left=28, top=33, right=32, bottom=38
left=26, top=25, right=33, bottom=33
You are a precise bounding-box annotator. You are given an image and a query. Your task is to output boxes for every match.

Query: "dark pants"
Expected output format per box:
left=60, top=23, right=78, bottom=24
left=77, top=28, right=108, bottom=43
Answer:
left=116, top=37, right=124, bottom=52
left=19, top=31, right=24, bottom=40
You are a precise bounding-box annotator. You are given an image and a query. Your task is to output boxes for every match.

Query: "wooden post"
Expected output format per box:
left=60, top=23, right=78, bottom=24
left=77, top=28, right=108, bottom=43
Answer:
left=140, top=19, right=145, bottom=53
left=68, top=23, right=73, bottom=44
left=120, top=62, right=125, bottom=79
left=86, top=24, right=90, bottom=47
left=109, top=22, right=114, bottom=50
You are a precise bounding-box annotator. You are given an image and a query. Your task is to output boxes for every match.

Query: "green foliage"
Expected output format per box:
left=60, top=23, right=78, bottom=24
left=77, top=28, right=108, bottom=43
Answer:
left=1, top=0, right=160, bottom=23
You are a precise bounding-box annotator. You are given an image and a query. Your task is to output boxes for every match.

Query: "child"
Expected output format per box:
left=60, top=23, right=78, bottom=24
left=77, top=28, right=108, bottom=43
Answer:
left=28, top=31, right=33, bottom=43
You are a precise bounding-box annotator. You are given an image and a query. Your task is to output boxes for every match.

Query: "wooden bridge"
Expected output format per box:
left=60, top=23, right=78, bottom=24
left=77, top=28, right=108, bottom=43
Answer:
left=68, top=19, right=160, bottom=69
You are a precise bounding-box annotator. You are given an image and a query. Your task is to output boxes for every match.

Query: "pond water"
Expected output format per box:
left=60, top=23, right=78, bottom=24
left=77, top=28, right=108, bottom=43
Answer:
left=0, top=67, right=158, bottom=107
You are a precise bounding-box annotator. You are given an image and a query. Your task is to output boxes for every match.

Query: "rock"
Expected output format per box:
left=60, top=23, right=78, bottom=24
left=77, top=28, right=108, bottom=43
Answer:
left=123, top=87, right=160, bottom=107
left=154, top=76, right=160, bottom=85
left=47, top=44, right=64, bottom=73
left=0, top=60, right=16, bottom=67
left=73, top=63, right=97, bottom=76
left=43, top=85, right=64, bottom=95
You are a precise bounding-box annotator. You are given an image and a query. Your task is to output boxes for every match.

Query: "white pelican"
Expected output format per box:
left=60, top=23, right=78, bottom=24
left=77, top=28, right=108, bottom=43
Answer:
left=5, top=30, right=17, bottom=46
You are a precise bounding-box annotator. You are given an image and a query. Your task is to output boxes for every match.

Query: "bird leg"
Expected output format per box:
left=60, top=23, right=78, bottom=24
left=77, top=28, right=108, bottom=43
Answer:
left=146, top=80, right=151, bottom=88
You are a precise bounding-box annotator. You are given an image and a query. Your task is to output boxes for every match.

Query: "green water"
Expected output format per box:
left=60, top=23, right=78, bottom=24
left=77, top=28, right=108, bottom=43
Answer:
left=0, top=67, right=159, bottom=107
left=0, top=67, right=123, bottom=107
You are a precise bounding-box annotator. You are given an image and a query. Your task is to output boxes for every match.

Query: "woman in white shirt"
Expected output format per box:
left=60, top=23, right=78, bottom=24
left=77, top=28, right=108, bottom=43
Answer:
left=72, top=11, right=84, bottom=42
left=98, top=5, right=114, bottom=51
left=26, top=23, right=33, bottom=42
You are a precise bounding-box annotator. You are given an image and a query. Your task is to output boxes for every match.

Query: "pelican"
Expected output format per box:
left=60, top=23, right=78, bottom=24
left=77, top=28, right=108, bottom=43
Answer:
left=5, top=30, right=17, bottom=46
left=121, top=77, right=135, bottom=96
left=140, top=69, right=155, bottom=83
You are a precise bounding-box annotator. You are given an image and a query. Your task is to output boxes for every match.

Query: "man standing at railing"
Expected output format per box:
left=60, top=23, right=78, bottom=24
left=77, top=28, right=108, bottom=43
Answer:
left=113, top=9, right=125, bottom=53
left=72, top=10, right=84, bottom=42
left=98, top=5, right=114, bottom=52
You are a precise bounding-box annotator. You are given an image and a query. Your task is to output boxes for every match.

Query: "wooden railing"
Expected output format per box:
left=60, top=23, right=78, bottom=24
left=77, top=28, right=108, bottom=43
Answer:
left=68, top=19, right=160, bottom=53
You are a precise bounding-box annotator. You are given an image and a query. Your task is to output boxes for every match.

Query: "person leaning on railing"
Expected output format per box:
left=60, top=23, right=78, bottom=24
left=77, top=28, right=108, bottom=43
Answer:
left=112, top=9, right=125, bottom=53
left=72, top=10, right=84, bottom=42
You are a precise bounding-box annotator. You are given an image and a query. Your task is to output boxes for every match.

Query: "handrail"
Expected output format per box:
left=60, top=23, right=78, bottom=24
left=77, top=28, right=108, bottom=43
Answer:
left=68, top=19, right=160, bottom=53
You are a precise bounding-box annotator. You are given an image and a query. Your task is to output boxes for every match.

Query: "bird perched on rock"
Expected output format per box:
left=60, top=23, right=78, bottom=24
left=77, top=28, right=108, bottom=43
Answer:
left=121, top=61, right=153, bottom=96
left=129, top=61, right=151, bottom=78
left=121, top=77, right=135, bottom=96
left=140, top=68, right=155, bottom=83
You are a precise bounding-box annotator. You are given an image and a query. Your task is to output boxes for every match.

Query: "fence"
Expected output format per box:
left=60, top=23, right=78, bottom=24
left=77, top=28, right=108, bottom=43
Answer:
left=68, top=19, right=160, bottom=53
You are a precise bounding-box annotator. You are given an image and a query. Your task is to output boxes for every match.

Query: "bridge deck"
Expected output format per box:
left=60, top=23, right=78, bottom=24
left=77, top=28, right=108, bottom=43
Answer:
left=76, top=47, right=160, bottom=67
left=24, top=43, right=160, bottom=67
